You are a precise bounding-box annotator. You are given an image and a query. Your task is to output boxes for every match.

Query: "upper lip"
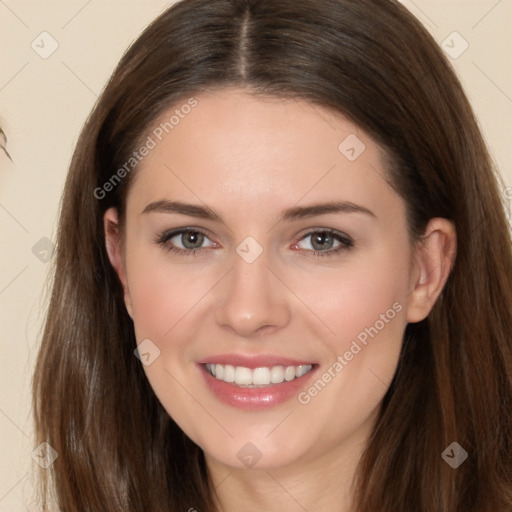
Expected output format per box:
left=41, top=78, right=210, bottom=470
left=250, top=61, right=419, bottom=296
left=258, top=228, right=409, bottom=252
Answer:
left=197, top=353, right=316, bottom=369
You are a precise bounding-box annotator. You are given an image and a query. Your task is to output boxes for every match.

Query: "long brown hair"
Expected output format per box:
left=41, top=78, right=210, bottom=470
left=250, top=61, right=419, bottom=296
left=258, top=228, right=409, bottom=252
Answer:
left=32, top=0, right=512, bottom=510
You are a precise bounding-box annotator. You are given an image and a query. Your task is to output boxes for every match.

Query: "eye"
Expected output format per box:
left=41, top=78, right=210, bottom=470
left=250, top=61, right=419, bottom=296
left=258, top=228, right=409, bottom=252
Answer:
left=155, top=227, right=354, bottom=258
left=155, top=228, right=216, bottom=256
left=294, top=229, right=354, bottom=258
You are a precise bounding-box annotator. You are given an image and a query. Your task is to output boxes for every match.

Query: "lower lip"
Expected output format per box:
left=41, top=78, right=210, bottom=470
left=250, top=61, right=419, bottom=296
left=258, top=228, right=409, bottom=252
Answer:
left=198, top=364, right=318, bottom=410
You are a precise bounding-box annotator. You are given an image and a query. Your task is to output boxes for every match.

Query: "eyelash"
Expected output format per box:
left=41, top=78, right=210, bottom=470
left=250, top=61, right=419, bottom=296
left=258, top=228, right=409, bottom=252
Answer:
left=154, top=228, right=354, bottom=258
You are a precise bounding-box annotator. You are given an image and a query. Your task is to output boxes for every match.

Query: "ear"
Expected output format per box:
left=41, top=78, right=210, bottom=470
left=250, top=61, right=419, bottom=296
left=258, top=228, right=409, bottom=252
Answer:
left=104, top=207, right=133, bottom=319
left=407, top=217, right=457, bottom=323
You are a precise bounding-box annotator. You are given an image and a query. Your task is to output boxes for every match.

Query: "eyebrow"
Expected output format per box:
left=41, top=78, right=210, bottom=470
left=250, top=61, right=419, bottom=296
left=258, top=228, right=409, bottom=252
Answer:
left=141, top=199, right=376, bottom=222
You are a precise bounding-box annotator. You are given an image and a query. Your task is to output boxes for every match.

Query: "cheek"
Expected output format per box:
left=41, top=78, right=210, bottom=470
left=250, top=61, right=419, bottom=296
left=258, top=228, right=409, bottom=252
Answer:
left=124, top=247, right=209, bottom=437
left=292, top=251, right=409, bottom=356
left=289, top=250, right=409, bottom=420
left=125, top=246, right=213, bottom=341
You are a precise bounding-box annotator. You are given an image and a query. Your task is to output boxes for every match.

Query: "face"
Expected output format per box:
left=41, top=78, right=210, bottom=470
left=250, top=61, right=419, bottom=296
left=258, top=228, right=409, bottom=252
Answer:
left=105, top=88, right=434, bottom=472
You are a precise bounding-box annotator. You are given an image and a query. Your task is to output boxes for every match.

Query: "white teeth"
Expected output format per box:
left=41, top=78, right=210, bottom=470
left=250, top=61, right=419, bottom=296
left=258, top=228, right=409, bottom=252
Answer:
left=284, top=366, right=296, bottom=381
left=295, top=365, right=311, bottom=378
left=270, top=366, right=285, bottom=384
left=235, top=366, right=252, bottom=385
left=223, top=364, right=235, bottom=382
left=252, top=367, right=270, bottom=385
left=205, top=363, right=313, bottom=386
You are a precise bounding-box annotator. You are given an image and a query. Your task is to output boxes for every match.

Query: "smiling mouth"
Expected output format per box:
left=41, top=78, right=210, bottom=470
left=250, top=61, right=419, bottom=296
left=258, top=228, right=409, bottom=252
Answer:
left=204, top=363, right=314, bottom=387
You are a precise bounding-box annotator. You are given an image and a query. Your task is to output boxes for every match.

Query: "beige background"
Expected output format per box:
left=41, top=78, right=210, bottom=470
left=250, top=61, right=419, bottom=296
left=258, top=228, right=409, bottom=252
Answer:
left=0, top=1, right=511, bottom=510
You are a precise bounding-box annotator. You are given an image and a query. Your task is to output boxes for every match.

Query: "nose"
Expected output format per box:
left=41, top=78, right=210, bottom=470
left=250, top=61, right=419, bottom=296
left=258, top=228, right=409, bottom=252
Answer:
left=214, top=246, right=291, bottom=338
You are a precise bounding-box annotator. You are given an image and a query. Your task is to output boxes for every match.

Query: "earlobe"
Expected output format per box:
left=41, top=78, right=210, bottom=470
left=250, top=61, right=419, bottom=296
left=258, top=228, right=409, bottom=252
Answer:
left=406, top=218, right=457, bottom=323
left=104, top=207, right=133, bottom=318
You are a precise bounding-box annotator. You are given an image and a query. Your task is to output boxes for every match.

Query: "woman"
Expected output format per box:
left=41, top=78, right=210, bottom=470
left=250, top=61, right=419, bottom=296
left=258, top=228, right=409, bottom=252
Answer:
left=32, top=0, right=512, bottom=510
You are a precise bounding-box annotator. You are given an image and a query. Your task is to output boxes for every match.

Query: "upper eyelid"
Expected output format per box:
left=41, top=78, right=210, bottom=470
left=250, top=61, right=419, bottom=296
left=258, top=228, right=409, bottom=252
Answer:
left=159, top=227, right=213, bottom=242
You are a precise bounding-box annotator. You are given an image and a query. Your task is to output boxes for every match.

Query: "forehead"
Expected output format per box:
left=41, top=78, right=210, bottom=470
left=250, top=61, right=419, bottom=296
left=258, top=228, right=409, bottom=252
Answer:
left=125, top=88, right=400, bottom=219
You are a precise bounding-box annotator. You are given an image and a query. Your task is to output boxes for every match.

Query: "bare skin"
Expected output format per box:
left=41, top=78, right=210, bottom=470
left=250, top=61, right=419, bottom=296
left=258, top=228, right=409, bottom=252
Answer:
left=105, top=88, right=456, bottom=511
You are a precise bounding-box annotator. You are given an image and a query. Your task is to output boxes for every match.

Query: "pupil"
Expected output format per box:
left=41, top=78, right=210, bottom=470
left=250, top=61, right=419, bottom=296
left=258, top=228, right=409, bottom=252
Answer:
left=313, top=233, right=332, bottom=250
left=184, top=231, right=203, bottom=249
